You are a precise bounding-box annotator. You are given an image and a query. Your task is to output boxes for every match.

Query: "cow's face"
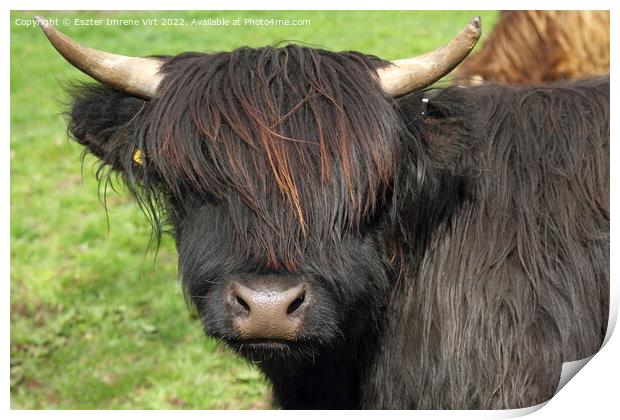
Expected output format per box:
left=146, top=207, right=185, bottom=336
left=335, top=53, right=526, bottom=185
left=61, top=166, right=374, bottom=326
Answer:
left=44, top=16, right=481, bottom=368
left=68, top=47, right=404, bottom=366
left=143, top=47, right=401, bottom=365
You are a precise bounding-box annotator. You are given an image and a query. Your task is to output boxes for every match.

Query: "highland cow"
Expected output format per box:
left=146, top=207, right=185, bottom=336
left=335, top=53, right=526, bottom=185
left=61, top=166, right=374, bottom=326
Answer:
left=453, top=10, right=610, bottom=85
left=38, top=16, right=609, bottom=409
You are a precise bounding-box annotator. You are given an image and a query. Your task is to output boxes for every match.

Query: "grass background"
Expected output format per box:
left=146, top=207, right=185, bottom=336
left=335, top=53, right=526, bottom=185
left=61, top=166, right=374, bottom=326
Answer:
left=10, top=10, right=499, bottom=409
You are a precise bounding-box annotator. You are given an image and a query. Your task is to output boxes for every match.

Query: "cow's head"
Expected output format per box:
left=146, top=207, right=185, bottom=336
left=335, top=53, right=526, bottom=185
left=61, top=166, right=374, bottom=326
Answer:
left=39, top=16, right=480, bottom=369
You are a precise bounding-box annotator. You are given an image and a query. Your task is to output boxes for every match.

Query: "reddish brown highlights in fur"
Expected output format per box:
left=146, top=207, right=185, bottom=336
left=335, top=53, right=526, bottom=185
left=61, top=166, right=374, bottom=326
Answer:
left=453, top=11, right=610, bottom=85
left=139, top=47, right=400, bottom=270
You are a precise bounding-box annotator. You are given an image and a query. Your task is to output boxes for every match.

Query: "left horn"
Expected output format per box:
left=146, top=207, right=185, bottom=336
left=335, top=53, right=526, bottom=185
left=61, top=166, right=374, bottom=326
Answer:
left=36, top=16, right=163, bottom=99
left=377, top=17, right=482, bottom=97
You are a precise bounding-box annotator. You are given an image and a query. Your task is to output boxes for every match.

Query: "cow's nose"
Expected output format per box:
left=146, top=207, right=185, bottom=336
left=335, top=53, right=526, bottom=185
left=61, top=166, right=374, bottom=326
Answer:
left=228, top=280, right=309, bottom=341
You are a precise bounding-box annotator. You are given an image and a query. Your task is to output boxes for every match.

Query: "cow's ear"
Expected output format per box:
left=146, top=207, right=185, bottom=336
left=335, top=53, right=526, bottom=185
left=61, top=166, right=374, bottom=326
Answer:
left=68, top=84, right=146, bottom=173
left=418, top=87, right=481, bottom=177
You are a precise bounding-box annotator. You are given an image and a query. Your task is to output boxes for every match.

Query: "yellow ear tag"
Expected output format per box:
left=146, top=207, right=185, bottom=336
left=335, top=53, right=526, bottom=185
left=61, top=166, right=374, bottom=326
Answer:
left=133, top=149, right=143, bottom=165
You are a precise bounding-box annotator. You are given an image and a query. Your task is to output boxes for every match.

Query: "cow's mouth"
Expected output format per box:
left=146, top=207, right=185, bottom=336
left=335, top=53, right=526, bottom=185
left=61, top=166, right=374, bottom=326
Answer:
left=229, top=338, right=292, bottom=349
left=227, top=338, right=295, bottom=352
left=226, top=338, right=314, bottom=364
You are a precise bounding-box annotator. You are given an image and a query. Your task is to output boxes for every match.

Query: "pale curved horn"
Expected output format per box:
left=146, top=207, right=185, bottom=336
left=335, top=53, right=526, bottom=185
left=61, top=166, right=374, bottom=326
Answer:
left=377, top=17, right=482, bottom=97
left=36, top=16, right=163, bottom=99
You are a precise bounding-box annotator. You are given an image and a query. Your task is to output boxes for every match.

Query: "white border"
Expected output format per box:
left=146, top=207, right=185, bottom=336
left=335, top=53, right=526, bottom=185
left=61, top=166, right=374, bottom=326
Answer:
left=4, top=1, right=618, bottom=419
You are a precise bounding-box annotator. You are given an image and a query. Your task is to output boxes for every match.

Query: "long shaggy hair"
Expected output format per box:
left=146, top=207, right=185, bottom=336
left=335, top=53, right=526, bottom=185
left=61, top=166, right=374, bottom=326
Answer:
left=67, top=38, right=609, bottom=409
left=366, top=77, right=609, bottom=408
left=453, top=11, right=610, bottom=85
left=86, top=46, right=402, bottom=272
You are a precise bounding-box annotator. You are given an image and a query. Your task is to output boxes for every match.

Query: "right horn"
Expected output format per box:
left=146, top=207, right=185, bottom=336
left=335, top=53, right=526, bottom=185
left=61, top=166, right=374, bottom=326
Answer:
left=377, top=17, right=482, bottom=97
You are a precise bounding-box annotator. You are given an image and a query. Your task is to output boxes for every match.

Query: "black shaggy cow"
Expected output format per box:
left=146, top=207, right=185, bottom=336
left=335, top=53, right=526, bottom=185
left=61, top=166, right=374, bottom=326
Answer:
left=38, top=16, right=609, bottom=409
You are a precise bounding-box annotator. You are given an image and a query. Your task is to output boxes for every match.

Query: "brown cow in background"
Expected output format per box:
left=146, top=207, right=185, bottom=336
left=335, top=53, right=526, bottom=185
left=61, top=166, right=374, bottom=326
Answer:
left=453, top=11, right=609, bottom=85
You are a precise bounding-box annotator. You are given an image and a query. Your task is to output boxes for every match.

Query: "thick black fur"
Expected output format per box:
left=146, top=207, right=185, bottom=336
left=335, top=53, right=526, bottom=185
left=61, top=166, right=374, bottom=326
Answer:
left=66, top=43, right=609, bottom=409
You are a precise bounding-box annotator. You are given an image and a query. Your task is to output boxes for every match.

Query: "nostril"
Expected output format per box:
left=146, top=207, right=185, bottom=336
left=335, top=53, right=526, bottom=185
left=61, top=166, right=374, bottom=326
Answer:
left=236, top=295, right=250, bottom=313
left=287, top=289, right=305, bottom=315
left=230, top=283, right=252, bottom=316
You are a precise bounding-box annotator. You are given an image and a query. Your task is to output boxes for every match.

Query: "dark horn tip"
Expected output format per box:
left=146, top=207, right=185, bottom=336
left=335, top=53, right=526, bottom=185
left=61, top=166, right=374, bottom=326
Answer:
left=470, top=16, right=481, bottom=29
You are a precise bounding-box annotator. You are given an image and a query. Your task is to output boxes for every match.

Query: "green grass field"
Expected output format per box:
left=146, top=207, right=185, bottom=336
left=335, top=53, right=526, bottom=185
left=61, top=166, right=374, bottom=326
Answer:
left=10, top=10, right=499, bottom=409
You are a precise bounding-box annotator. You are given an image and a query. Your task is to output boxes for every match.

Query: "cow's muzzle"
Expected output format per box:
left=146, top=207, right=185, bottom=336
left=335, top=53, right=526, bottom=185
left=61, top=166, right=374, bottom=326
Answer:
left=226, top=277, right=311, bottom=341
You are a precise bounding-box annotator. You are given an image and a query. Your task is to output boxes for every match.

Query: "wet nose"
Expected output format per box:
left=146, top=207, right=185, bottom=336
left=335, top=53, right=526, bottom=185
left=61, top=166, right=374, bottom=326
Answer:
left=228, top=280, right=309, bottom=340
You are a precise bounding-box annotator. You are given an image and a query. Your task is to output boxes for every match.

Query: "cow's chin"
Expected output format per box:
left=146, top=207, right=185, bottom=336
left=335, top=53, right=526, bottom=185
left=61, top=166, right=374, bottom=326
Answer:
left=225, top=338, right=320, bottom=367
